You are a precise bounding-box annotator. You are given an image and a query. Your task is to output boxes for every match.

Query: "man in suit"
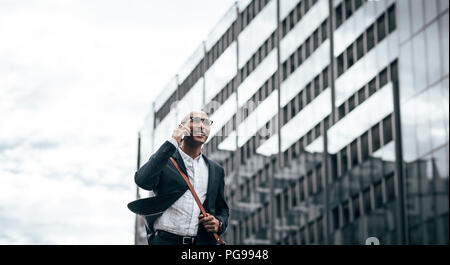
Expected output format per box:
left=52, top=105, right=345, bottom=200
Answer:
left=129, top=111, right=229, bottom=245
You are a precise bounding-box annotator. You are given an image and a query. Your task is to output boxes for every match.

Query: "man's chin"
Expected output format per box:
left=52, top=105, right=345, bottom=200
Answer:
left=192, top=135, right=208, bottom=144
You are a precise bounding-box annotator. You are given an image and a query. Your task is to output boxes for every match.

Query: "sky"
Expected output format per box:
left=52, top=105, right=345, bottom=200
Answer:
left=0, top=0, right=237, bottom=244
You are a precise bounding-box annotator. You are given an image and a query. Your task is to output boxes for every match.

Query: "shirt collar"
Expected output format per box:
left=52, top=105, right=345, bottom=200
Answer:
left=178, top=147, right=202, bottom=163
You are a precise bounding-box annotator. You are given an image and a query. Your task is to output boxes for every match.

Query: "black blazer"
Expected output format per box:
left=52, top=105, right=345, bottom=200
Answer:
left=127, top=140, right=229, bottom=244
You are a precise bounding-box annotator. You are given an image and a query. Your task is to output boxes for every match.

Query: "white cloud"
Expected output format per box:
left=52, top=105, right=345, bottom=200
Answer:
left=0, top=0, right=236, bottom=244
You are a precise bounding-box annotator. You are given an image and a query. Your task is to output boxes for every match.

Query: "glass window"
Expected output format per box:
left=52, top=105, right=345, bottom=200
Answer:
left=317, top=216, right=324, bottom=242
left=286, top=101, right=292, bottom=121
left=432, top=145, right=449, bottom=180
left=399, top=41, right=415, bottom=101
left=283, top=61, right=288, bottom=80
left=388, top=4, right=396, bottom=33
left=440, top=12, right=449, bottom=76
left=313, top=29, right=319, bottom=50
left=299, top=177, right=305, bottom=201
left=361, top=132, right=369, bottom=161
left=248, top=1, right=254, bottom=20
left=377, top=14, right=387, bottom=43
left=353, top=195, right=360, bottom=219
left=386, top=173, right=396, bottom=202
left=371, top=123, right=381, bottom=152
left=292, top=183, right=298, bottom=207
left=354, top=0, right=363, bottom=10
left=350, top=139, right=358, bottom=167
left=290, top=54, right=296, bottom=74
left=314, top=123, right=321, bottom=139
left=366, top=25, right=375, bottom=51
left=284, top=191, right=290, bottom=212
left=321, top=20, right=328, bottom=43
left=307, top=171, right=314, bottom=195
left=345, top=0, right=352, bottom=20
left=276, top=194, right=281, bottom=218
left=346, top=44, right=354, bottom=69
left=337, top=53, right=344, bottom=77
left=323, top=67, right=329, bottom=89
left=338, top=103, right=346, bottom=120
left=305, top=37, right=311, bottom=58
left=363, top=188, right=371, bottom=214
left=340, top=148, right=349, bottom=176
left=412, top=32, right=427, bottom=93
left=316, top=165, right=323, bottom=192
left=374, top=181, right=383, bottom=208
left=368, top=77, right=377, bottom=96
left=289, top=10, right=295, bottom=29
left=291, top=97, right=297, bottom=117
left=356, top=34, right=364, bottom=60
left=297, top=45, right=304, bottom=66
left=314, top=76, right=321, bottom=97
left=348, top=94, right=356, bottom=112
left=307, top=130, right=313, bottom=145
left=390, top=60, right=398, bottom=82
left=324, top=115, right=331, bottom=131
left=306, top=83, right=312, bottom=103
left=335, top=4, right=343, bottom=29
left=382, top=115, right=393, bottom=144
left=379, top=68, right=388, bottom=88
left=298, top=91, right=304, bottom=110
left=343, top=200, right=351, bottom=226
left=358, top=86, right=366, bottom=105
left=428, top=82, right=448, bottom=151
left=426, top=21, right=441, bottom=86
left=411, top=0, right=424, bottom=34
left=398, top=0, right=412, bottom=43
left=296, top=1, right=302, bottom=21
left=332, top=206, right=340, bottom=229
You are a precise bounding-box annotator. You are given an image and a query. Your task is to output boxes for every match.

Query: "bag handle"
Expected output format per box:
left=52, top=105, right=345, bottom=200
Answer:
left=169, top=157, right=225, bottom=245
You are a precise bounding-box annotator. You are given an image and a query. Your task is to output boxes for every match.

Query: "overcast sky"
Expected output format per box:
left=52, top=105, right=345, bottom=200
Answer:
left=0, top=0, right=236, bottom=244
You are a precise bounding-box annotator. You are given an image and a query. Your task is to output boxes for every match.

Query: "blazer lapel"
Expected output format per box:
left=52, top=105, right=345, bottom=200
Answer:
left=202, top=154, right=216, bottom=211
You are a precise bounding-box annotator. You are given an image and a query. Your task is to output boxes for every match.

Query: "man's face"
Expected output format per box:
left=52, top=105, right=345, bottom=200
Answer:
left=182, top=112, right=211, bottom=145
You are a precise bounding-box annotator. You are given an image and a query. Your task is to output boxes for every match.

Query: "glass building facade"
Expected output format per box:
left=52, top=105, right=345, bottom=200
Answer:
left=135, top=0, right=449, bottom=245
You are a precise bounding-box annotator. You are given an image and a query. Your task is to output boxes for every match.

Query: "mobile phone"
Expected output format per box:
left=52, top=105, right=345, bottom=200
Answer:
left=180, top=123, right=190, bottom=142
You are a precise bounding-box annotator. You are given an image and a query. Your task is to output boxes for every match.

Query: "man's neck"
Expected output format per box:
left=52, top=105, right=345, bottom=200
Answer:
left=180, top=141, right=202, bottom=159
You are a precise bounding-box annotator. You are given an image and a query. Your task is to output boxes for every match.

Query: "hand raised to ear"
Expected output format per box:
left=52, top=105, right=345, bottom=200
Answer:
left=172, top=124, right=191, bottom=146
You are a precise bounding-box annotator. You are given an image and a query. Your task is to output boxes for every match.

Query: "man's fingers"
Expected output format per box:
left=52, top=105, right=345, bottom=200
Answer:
left=204, top=225, right=217, bottom=232
left=198, top=216, right=214, bottom=224
left=198, top=213, right=215, bottom=224
left=177, top=124, right=191, bottom=135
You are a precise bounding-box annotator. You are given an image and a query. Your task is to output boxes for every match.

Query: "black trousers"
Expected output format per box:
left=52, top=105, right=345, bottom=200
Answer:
left=148, top=232, right=218, bottom=245
left=148, top=233, right=181, bottom=245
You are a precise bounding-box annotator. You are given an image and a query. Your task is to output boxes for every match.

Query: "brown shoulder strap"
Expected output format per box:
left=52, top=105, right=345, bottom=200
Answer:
left=169, top=157, right=225, bottom=245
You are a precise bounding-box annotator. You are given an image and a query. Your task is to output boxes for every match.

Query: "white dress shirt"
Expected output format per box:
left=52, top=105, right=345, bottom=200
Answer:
left=153, top=138, right=209, bottom=236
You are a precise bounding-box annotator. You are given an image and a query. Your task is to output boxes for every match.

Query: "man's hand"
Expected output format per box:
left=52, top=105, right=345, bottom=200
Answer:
left=198, top=213, right=219, bottom=233
left=172, top=124, right=191, bottom=146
